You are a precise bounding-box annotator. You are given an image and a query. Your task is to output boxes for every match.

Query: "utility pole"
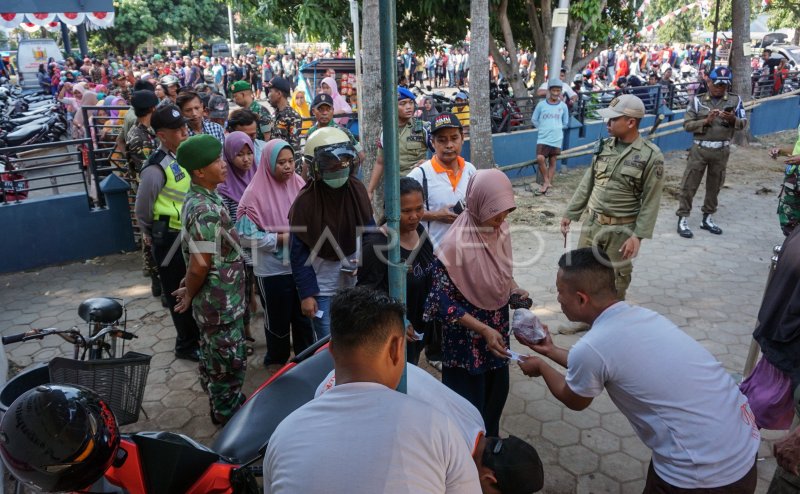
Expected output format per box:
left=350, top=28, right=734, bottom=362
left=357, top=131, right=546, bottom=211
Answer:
left=548, top=0, right=570, bottom=78
left=227, top=2, right=236, bottom=56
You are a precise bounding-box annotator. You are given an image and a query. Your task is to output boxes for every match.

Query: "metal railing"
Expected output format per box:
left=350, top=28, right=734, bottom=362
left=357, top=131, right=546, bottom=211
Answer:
left=752, top=70, right=800, bottom=99
left=0, top=139, right=92, bottom=205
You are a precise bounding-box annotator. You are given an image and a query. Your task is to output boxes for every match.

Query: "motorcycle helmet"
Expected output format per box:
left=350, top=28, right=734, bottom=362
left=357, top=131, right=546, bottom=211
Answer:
left=304, top=127, right=357, bottom=181
left=0, top=384, right=120, bottom=492
left=582, top=69, right=593, bottom=78
left=160, top=74, right=180, bottom=87
left=573, top=73, right=583, bottom=83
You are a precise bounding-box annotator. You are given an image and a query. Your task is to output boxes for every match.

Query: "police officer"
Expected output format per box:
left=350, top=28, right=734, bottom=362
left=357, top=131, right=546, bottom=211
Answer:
left=134, top=104, right=200, bottom=361
left=676, top=66, right=747, bottom=238
left=367, top=86, right=431, bottom=200
left=561, top=94, right=665, bottom=302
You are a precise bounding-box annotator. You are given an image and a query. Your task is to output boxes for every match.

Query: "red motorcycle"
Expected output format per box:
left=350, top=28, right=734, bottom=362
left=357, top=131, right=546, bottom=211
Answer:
left=0, top=326, right=334, bottom=494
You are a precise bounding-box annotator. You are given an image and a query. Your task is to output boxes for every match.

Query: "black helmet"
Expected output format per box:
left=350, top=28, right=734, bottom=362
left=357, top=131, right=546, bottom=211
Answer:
left=0, top=384, right=120, bottom=492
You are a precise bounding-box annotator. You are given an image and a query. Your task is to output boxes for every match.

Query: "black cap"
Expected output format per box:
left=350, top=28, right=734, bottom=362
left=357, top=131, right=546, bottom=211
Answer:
left=312, top=93, right=334, bottom=109
left=268, top=77, right=291, bottom=95
left=150, top=104, right=188, bottom=131
left=483, top=436, right=543, bottom=494
left=431, top=112, right=463, bottom=134
left=131, top=90, right=158, bottom=111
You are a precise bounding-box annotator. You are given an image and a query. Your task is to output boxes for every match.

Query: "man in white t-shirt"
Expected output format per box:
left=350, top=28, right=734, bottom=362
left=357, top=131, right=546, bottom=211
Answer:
left=316, top=363, right=544, bottom=494
left=264, top=287, right=481, bottom=494
left=407, top=112, right=477, bottom=247
left=517, top=247, right=760, bottom=492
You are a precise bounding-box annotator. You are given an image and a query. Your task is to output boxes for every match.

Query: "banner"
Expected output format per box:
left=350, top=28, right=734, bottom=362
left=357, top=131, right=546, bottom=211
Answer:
left=86, top=11, right=114, bottom=28
left=58, top=12, right=86, bottom=26
left=0, top=12, right=23, bottom=29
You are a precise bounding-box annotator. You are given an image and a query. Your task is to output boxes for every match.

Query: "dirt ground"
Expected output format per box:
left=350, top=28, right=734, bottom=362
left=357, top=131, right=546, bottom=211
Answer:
left=507, top=129, right=795, bottom=228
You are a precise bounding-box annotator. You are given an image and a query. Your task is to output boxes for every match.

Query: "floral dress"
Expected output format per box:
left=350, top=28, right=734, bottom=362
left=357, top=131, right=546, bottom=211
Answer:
left=423, top=259, right=510, bottom=375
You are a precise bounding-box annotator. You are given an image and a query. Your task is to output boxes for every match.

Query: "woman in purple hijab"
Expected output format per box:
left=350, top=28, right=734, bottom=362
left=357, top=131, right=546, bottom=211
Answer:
left=217, top=130, right=257, bottom=353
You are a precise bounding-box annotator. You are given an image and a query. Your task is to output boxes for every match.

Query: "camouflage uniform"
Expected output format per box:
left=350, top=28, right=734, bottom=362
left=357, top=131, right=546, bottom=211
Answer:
left=126, top=123, right=160, bottom=282
left=181, top=184, right=247, bottom=424
left=271, top=105, right=303, bottom=152
left=249, top=101, right=274, bottom=142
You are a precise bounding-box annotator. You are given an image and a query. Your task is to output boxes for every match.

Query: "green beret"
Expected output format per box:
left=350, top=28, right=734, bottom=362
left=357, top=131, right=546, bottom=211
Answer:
left=176, top=134, right=223, bottom=172
left=231, top=80, right=252, bottom=94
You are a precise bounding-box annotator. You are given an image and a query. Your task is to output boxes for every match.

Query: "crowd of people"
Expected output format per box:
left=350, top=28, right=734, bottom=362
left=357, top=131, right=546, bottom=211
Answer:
left=6, top=35, right=800, bottom=492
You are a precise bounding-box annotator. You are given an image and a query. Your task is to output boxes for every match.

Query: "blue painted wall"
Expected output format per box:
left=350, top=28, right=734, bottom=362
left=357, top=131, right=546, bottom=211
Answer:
left=0, top=174, right=136, bottom=274
left=461, top=95, right=800, bottom=179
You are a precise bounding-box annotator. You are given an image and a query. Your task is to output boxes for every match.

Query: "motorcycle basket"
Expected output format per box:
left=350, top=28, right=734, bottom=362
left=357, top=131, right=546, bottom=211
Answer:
left=48, top=352, right=152, bottom=426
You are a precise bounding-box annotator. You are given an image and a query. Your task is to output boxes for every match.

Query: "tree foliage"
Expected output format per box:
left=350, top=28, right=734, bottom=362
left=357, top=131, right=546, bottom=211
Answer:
left=96, top=0, right=159, bottom=56
left=248, top=0, right=469, bottom=52
left=236, top=6, right=285, bottom=47
left=643, top=0, right=702, bottom=43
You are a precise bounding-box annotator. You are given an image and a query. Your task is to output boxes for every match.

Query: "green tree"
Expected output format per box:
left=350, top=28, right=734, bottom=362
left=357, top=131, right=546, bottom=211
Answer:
left=764, top=0, right=800, bottom=44
left=643, top=0, right=702, bottom=44
left=150, top=0, right=228, bottom=52
left=235, top=7, right=284, bottom=47
left=96, top=0, right=159, bottom=56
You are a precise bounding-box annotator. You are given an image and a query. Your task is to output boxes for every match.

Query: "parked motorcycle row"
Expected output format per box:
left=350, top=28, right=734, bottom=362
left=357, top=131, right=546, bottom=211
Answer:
left=0, top=79, right=68, bottom=149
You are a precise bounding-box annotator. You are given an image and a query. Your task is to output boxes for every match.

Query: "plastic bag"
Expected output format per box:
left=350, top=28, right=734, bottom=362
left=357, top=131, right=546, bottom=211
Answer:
left=512, top=309, right=546, bottom=344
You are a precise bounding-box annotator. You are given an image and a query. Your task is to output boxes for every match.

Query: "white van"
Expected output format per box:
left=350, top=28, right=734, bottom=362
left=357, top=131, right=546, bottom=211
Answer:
left=17, top=39, right=63, bottom=89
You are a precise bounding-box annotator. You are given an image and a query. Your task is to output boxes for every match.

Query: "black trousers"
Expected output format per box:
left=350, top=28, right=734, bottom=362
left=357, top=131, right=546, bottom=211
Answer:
left=442, top=364, right=509, bottom=437
left=151, top=230, right=200, bottom=353
left=255, top=273, right=313, bottom=365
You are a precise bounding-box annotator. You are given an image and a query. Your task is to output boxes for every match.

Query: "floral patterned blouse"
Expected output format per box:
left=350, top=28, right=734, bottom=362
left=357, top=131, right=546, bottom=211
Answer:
left=423, top=259, right=510, bottom=375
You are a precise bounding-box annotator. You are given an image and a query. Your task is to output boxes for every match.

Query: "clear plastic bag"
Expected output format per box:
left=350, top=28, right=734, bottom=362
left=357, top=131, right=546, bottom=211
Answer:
left=512, top=309, right=546, bottom=344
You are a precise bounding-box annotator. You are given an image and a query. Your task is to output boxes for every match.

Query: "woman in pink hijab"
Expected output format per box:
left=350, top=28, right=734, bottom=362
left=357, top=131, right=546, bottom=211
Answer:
left=320, top=76, right=352, bottom=126
left=237, top=139, right=313, bottom=366
left=423, top=168, right=530, bottom=437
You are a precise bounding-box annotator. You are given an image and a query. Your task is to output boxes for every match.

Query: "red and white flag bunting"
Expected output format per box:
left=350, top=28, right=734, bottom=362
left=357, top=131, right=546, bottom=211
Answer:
left=58, top=12, right=86, bottom=26
left=0, top=11, right=113, bottom=29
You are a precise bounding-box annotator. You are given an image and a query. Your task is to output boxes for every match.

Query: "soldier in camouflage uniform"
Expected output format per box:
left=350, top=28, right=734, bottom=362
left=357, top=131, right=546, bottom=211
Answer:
left=173, top=134, right=247, bottom=425
left=562, top=95, right=665, bottom=302
left=266, top=77, right=302, bottom=152
left=231, top=80, right=273, bottom=141
left=127, top=90, right=162, bottom=298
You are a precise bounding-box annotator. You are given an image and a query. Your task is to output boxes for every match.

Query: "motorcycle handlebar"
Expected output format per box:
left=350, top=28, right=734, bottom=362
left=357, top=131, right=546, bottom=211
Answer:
left=2, top=332, right=27, bottom=345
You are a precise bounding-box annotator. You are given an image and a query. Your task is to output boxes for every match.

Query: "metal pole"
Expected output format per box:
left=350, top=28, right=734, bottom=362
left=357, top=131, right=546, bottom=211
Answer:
left=76, top=22, right=89, bottom=58
left=227, top=3, right=236, bottom=58
left=548, top=0, right=570, bottom=79
left=379, top=0, right=406, bottom=393
left=710, top=0, right=721, bottom=70
left=60, top=21, right=73, bottom=56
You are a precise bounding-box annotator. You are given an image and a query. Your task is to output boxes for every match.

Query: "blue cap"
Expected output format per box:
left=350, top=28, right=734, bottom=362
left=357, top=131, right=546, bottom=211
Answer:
left=455, top=91, right=468, bottom=100
left=398, top=86, right=415, bottom=101
left=709, top=66, right=732, bottom=84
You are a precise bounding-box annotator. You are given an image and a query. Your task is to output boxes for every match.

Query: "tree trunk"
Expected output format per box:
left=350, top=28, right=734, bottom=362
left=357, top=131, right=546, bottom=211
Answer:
left=794, top=29, right=800, bottom=46
left=470, top=0, right=495, bottom=169
left=527, top=0, right=552, bottom=91
left=564, top=22, right=582, bottom=80
left=360, top=0, right=384, bottom=210
left=730, top=0, right=751, bottom=145
left=187, top=32, right=194, bottom=54
left=490, top=0, right=528, bottom=98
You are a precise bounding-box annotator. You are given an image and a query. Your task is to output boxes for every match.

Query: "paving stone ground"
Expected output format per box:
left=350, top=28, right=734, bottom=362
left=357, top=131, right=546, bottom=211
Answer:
left=0, top=136, right=792, bottom=493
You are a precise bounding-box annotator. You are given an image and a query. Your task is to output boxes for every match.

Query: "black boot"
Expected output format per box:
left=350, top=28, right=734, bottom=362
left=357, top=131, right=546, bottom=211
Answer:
left=701, top=214, right=723, bottom=234
left=151, top=276, right=162, bottom=297
left=677, top=217, right=693, bottom=238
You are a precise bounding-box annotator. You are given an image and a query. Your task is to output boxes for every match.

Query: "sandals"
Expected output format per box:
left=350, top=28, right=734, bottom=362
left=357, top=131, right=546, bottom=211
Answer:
left=245, top=336, right=255, bottom=357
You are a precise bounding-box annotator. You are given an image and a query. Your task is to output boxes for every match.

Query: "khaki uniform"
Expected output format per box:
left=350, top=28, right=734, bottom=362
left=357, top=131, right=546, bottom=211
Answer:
left=676, top=92, right=747, bottom=217
left=378, top=118, right=430, bottom=176
left=564, top=136, right=665, bottom=299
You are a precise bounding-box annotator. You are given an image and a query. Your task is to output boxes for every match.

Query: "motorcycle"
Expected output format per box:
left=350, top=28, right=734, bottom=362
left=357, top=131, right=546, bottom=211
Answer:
left=489, top=81, right=524, bottom=133
left=0, top=84, right=67, bottom=149
left=0, top=302, right=335, bottom=494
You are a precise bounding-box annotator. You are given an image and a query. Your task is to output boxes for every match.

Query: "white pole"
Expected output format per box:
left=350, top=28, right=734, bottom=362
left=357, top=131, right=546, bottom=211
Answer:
left=349, top=0, right=363, bottom=124
left=227, top=2, right=236, bottom=56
